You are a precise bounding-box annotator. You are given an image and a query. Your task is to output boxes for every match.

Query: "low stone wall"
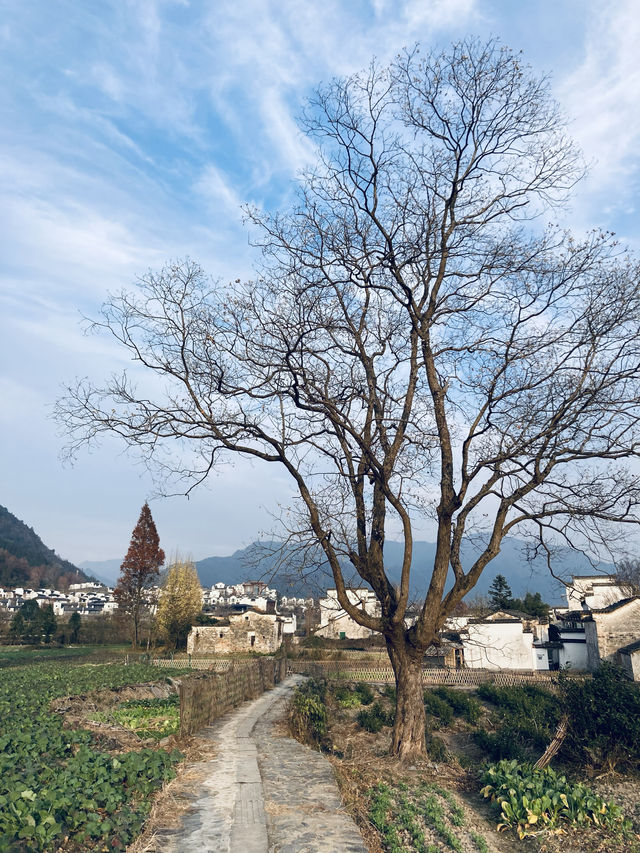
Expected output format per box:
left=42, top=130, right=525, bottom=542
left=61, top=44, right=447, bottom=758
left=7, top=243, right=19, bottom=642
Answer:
left=179, top=657, right=287, bottom=735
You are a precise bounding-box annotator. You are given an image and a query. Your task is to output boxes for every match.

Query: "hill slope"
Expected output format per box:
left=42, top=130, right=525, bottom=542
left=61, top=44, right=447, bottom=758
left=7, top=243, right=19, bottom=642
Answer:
left=194, top=537, right=609, bottom=605
left=86, top=537, right=611, bottom=605
left=0, top=505, right=88, bottom=589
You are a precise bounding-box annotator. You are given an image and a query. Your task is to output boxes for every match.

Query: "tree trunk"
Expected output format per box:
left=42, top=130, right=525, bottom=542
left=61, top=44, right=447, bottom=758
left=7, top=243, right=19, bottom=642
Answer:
left=387, top=639, right=426, bottom=759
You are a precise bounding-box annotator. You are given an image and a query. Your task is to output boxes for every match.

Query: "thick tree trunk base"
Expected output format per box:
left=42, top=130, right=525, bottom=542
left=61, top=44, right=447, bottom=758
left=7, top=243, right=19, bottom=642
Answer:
left=387, top=640, right=426, bottom=760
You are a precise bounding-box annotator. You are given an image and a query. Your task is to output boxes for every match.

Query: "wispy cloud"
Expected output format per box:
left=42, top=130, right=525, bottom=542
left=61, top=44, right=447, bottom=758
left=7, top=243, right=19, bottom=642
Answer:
left=557, top=0, right=640, bottom=236
left=3, top=0, right=639, bottom=561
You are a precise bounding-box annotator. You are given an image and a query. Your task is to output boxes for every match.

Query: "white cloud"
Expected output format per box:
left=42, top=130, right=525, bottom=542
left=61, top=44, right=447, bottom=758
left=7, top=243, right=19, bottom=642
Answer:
left=193, top=163, right=244, bottom=215
left=557, top=0, right=640, bottom=232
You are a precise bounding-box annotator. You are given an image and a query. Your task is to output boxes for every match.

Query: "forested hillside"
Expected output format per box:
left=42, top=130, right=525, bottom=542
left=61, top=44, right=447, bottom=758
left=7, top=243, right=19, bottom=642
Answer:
left=0, top=505, right=88, bottom=589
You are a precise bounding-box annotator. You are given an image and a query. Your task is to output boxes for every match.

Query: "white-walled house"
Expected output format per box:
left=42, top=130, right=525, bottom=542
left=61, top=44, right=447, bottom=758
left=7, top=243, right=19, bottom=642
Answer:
left=459, top=611, right=548, bottom=670
left=547, top=615, right=589, bottom=671
left=316, top=589, right=381, bottom=640
left=281, top=613, right=297, bottom=635
left=583, top=597, right=640, bottom=670
left=565, top=575, right=627, bottom=610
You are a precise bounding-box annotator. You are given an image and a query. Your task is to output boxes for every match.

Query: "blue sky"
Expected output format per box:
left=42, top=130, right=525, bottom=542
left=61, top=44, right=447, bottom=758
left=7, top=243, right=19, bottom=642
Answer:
left=1, top=0, right=639, bottom=564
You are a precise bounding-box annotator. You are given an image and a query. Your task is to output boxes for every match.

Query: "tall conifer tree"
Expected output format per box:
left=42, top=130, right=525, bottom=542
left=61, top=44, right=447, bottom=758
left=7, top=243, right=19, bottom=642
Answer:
left=114, top=503, right=164, bottom=648
left=488, top=575, right=513, bottom=610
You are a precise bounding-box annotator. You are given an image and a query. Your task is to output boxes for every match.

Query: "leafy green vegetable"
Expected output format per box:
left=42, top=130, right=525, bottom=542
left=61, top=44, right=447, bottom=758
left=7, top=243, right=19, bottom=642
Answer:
left=481, top=759, right=630, bottom=840
left=0, top=655, right=189, bottom=850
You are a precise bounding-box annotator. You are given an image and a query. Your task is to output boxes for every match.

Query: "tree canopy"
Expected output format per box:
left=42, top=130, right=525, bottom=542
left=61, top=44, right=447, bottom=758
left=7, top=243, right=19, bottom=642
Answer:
left=114, top=503, right=164, bottom=648
left=488, top=575, right=513, bottom=610
left=155, top=560, right=203, bottom=649
left=57, top=39, right=640, bottom=758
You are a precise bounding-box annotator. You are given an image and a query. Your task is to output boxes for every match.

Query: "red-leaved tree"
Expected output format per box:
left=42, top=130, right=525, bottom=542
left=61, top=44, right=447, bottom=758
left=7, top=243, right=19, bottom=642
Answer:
left=114, top=502, right=164, bottom=648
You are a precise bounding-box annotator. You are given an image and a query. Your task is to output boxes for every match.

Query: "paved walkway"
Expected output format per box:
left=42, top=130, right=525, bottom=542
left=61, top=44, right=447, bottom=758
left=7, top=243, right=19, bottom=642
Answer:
left=155, top=675, right=368, bottom=853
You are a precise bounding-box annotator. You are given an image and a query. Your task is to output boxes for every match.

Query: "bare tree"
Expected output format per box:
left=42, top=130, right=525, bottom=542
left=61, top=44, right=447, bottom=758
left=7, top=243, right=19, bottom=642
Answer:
left=614, top=558, right=640, bottom=597
left=56, top=40, right=640, bottom=759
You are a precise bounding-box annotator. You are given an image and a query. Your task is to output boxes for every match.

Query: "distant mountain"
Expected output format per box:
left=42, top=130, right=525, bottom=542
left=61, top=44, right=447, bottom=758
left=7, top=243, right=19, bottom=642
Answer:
left=0, top=505, right=89, bottom=589
left=380, top=538, right=611, bottom=606
left=195, top=543, right=335, bottom=598
left=195, top=537, right=610, bottom=605
left=78, top=558, right=123, bottom=587
left=88, top=536, right=612, bottom=605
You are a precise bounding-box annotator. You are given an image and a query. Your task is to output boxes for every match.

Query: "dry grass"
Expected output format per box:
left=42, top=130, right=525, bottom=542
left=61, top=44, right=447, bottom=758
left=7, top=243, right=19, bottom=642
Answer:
left=126, top=732, right=220, bottom=852
left=312, top=686, right=640, bottom=853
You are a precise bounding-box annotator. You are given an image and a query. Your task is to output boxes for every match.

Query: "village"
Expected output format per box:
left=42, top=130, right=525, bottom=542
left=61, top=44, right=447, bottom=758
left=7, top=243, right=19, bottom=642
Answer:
left=3, top=4, right=640, bottom=849
left=3, top=571, right=640, bottom=682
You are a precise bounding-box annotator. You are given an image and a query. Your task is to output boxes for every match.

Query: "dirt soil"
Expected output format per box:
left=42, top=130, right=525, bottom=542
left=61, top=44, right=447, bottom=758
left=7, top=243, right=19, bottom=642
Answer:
left=320, top=686, right=640, bottom=853
left=51, top=678, right=182, bottom=751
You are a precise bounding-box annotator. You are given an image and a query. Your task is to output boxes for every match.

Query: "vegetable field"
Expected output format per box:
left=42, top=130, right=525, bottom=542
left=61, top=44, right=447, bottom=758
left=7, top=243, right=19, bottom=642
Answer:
left=0, top=649, right=189, bottom=851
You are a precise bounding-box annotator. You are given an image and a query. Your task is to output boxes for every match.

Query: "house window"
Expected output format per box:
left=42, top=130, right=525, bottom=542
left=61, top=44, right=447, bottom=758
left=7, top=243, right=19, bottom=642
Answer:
left=250, top=635, right=256, bottom=647
left=339, top=631, right=346, bottom=640
left=245, top=615, right=249, bottom=621
left=219, top=632, right=224, bottom=638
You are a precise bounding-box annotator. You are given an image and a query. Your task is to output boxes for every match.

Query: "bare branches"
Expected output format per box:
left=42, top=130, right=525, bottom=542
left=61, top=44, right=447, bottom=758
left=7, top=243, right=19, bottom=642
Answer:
left=57, top=41, right=640, bottom=659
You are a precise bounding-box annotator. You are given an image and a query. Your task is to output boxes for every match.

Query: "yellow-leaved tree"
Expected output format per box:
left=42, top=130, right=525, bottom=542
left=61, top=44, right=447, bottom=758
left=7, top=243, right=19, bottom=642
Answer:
left=155, top=560, right=203, bottom=649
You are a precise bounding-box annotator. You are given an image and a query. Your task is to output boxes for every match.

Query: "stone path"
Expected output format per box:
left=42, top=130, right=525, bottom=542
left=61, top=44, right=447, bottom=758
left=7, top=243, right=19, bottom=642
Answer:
left=155, top=675, right=368, bottom=853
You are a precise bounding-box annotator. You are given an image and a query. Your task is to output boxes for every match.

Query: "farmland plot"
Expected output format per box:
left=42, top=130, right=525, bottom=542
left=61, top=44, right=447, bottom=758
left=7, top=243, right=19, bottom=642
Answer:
left=0, top=651, right=189, bottom=851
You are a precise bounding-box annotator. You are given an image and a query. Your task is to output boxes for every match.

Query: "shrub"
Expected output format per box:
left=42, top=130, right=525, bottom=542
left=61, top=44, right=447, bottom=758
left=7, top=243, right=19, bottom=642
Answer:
left=289, top=680, right=328, bottom=746
left=559, top=663, right=640, bottom=771
left=475, top=683, right=558, bottom=718
left=473, top=683, right=560, bottom=761
left=481, top=759, right=629, bottom=840
left=382, top=684, right=396, bottom=701
left=357, top=701, right=394, bottom=733
left=354, top=682, right=375, bottom=705
left=433, top=687, right=481, bottom=724
left=473, top=723, right=545, bottom=763
left=423, top=690, right=454, bottom=726
left=332, top=684, right=362, bottom=708
left=426, top=733, right=449, bottom=763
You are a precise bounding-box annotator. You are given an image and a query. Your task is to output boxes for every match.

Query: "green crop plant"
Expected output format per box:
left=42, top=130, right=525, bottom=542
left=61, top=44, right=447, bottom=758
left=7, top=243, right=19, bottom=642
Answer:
left=481, top=759, right=630, bottom=840
left=95, top=695, right=181, bottom=739
left=470, top=830, right=489, bottom=852
left=0, top=657, right=190, bottom=850
left=368, top=781, right=474, bottom=852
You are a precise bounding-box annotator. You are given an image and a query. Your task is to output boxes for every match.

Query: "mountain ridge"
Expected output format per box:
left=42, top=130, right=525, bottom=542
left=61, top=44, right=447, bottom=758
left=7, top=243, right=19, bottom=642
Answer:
left=82, top=536, right=611, bottom=604
left=0, top=505, right=89, bottom=589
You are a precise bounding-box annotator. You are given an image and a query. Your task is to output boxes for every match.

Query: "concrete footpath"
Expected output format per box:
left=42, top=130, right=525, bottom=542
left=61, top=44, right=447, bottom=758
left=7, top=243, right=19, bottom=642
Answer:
left=154, top=675, right=368, bottom=853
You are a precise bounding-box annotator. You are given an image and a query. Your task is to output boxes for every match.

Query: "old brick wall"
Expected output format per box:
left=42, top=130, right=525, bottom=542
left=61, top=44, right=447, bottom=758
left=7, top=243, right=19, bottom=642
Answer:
left=586, top=599, right=640, bottom=669
left=187, top=612, right=282, bottom=654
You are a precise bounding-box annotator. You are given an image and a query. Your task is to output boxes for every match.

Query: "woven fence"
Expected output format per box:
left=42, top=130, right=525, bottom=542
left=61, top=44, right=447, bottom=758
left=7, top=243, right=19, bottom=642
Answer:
left=151, top=658, right=232, bottom=671
left=289, top=660, right=581, bottom=687
left=179, top=657, right=288, bottom=735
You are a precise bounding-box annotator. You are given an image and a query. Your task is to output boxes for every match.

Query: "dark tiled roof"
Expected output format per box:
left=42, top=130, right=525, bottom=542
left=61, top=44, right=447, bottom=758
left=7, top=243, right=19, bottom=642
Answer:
left=618, top=638, right=640, bottom=655
left=592, top=597, right=639, bottom=614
